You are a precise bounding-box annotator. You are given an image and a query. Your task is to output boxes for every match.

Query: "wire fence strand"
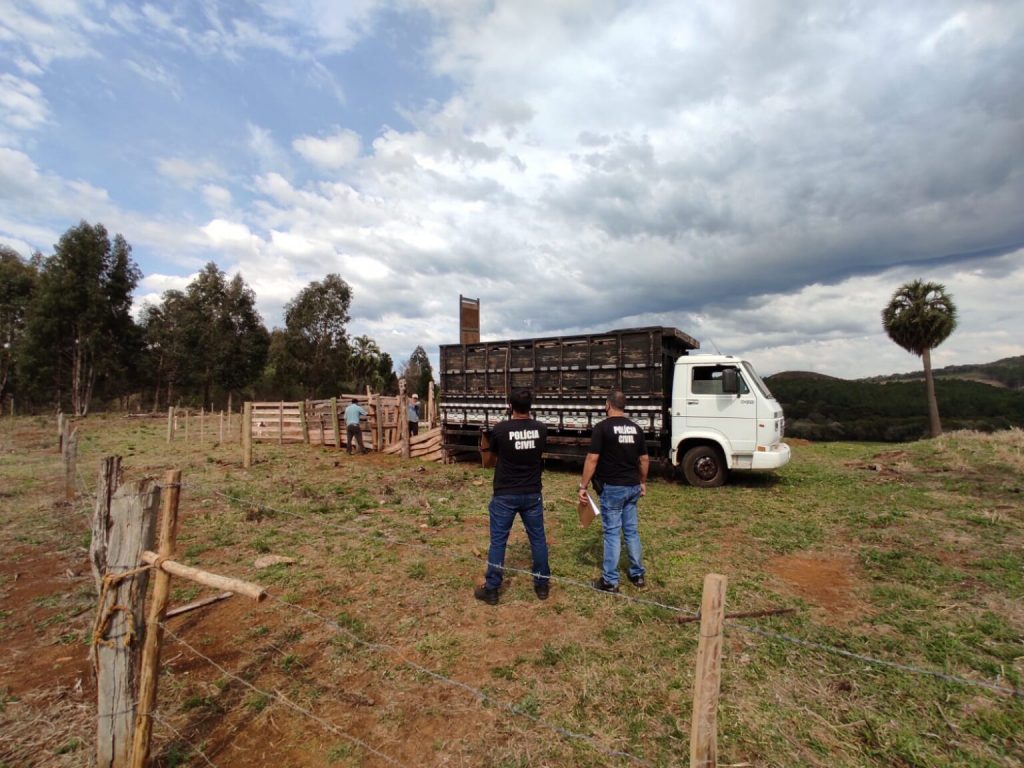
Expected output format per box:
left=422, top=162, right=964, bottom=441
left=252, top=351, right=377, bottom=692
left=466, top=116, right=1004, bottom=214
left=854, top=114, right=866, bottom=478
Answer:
left=160, top=623, right=411, bottom=768
left=267, top=594, right=655, bottom=766
left=188, top=481, right=1024, bottom=701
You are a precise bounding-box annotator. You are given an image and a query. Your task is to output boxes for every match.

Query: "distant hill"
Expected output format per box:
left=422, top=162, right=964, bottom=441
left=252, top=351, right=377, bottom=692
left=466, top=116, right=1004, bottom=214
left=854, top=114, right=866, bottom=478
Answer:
left=861, top=355, right=1024, bottom=390
left=768, top=370, right=842, bottom=382
left=765, top=357, right=1024, bottom=442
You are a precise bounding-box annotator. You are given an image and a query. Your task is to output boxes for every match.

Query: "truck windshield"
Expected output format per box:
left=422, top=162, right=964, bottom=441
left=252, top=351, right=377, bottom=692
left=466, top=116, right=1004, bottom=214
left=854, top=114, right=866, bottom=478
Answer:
left=741, top=361, right=775, bottom=400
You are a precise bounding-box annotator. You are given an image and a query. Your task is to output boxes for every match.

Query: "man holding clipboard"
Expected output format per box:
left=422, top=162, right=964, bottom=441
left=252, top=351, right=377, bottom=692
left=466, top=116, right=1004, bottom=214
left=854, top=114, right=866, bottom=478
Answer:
left=577, top=390, right=649, bottom=593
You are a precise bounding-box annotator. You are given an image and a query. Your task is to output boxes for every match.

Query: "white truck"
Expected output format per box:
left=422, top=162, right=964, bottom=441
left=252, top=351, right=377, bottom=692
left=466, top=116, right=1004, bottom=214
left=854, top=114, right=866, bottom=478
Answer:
left=439, top=326, right=790, bottom=487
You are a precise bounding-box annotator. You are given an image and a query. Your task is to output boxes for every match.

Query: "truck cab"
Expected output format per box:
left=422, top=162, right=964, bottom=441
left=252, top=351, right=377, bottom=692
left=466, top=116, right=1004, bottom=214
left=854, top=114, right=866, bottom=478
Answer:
left=670, top=355, right=790, bottom=487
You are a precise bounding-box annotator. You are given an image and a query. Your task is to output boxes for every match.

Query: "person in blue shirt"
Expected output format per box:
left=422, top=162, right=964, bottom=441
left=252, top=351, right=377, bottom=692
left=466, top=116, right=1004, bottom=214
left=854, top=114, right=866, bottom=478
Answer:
left=408, top=393, right=420, bottom=437
left=344, top=399, right=368, bottom=455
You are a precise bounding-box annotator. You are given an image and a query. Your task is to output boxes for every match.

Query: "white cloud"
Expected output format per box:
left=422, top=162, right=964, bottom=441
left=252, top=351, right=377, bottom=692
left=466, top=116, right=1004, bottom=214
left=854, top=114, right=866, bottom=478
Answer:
left=293, top=128, right=361, bottom=169
left=201, top=184, right=233, bottom=211
left=156, top=157, right=225, bottom=188
left=0, top=73, right=50, bottom=133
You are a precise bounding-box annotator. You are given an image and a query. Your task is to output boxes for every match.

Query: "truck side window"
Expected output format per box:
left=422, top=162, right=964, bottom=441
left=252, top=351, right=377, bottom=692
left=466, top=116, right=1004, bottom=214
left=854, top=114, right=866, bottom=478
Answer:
left=692, top=366, right=749, bottom=395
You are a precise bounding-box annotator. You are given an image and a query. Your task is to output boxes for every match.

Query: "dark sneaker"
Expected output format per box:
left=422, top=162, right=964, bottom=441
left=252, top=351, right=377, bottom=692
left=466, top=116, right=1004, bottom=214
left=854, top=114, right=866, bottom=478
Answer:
left=534, top=581, right=550, bottom=600
left=474, top=585, right=499, bottom=605
left=591, top=577, right=619, bottom=594
left=629, top=574, right=646, bottom=589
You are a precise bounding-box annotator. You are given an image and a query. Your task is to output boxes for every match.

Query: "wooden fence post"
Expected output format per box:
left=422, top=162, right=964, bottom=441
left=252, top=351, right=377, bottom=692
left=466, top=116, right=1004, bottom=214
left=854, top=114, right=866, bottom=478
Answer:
left=374, top=393, right=383, bottom=452
left=184, top=410, right=189, bottom=444
left=399, top=380, right=410, bottom=459
left=57, top=412, right=65, bottom=453
left=299, top=400, right=309, bottom=444
left=63, top=428, right=78, bottom=502
left=330, top=397, right=340, bottom=449
left=278, top=401, right=284, bottom=445
left=219, top=410, right=225, bottom=444
left=427, top=381, right=435, bottom=430
left=200, top=408, right=205, bottom=445
left=690, top=573, right=727, bottom=768
left=243, top=402, right=253, bottom=468
left=166, top=407, right=173, bottom=443
left=130, top=469, right=181, bottom=768
left=90, top=458, right=160, bottom=768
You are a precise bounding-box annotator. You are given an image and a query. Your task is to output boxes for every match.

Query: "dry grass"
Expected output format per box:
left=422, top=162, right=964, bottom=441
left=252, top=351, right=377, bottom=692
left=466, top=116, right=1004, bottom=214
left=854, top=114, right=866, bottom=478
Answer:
left=1, top=415, right=1022, bottom=767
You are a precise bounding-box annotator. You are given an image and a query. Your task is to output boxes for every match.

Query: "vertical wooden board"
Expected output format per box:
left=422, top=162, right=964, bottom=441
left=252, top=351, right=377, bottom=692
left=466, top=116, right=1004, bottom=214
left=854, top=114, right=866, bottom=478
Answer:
left=690, top=574, right=727, bottom=768
left=93, top=473, right=160, bottom=768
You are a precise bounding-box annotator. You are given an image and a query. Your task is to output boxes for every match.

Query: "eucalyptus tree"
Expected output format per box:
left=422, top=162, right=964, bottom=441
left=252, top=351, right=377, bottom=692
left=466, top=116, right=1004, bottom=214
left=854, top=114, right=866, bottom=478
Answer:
left=881, top=279, right=958, bottom=438
left=277, top=274, right=352, bottom=398
left=0, top=246, right=38, bottom=412
left=179, top=264, right=269, bottom=409
left=401, top=345, right=434, bottom=400
left=20, top=222, right=141, bottom=415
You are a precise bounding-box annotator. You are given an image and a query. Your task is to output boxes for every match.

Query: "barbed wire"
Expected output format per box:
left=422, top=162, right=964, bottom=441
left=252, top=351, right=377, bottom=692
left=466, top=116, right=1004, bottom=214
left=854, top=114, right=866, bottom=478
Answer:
left=268, top=594, right=656, bottom=764
left=192, top=482, right=1024, bottom=702
left=160, top=623, right=411, bottom=768
left=728, top=621, right=1024, bottom=698
left=150, top=710, right=220, bottom=768
left=201, top=483, right=698, bottom=617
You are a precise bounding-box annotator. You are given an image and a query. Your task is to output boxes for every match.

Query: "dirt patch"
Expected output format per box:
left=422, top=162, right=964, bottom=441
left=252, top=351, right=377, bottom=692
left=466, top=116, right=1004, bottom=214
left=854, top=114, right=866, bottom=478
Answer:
left=767, top=552, right=867, bottom=623
left=0, top=548, right=95, bottom=697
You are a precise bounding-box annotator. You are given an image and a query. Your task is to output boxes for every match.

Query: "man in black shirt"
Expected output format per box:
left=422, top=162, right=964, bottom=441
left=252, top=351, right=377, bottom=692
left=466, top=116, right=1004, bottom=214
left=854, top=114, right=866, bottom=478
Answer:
left=578, top=389, right=649, bottom=593
left=475, top=389, right=551, bottom=605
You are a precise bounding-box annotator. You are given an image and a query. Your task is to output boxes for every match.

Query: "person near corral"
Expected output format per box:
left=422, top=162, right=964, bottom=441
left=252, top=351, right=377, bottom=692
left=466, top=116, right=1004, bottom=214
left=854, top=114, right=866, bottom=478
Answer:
left=578, top=389, right=649, bottom=593
left=408, top=393, right=420, bottom=437
left=344, top=398, right=368, bottom=455
left=475, top=388, right=551, bottom=605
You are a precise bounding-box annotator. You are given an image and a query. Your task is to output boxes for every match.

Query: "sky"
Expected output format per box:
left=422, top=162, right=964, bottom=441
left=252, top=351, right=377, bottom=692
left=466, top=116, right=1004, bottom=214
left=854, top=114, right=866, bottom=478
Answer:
left=1, top=0, right=1022, bottom=380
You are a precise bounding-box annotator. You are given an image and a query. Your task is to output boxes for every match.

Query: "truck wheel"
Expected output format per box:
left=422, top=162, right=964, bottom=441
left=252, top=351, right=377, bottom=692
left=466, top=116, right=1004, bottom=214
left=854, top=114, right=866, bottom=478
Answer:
left=681, top=445, right=727, bottom=488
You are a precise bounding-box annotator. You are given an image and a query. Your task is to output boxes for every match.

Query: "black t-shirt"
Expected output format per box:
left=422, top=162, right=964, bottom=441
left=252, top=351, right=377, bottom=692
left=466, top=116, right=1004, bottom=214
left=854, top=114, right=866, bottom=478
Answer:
left=589, top=416, right=648, bottom=486
left=489, top=418, right=547, bottom=495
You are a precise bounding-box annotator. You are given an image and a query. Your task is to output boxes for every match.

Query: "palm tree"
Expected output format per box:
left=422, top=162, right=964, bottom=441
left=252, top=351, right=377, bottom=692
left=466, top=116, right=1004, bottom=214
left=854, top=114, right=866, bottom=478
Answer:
left=881, top=280, right=958, bottom=438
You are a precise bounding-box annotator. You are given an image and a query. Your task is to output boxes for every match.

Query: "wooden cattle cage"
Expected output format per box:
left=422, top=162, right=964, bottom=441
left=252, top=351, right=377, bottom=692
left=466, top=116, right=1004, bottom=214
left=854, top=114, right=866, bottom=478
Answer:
left=248, top=385, right=437, bottom=456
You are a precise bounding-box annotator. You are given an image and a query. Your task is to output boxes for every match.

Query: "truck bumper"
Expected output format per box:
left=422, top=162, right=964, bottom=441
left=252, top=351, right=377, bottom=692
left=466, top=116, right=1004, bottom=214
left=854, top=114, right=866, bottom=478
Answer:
left=750, top=441, right=791, bottom=471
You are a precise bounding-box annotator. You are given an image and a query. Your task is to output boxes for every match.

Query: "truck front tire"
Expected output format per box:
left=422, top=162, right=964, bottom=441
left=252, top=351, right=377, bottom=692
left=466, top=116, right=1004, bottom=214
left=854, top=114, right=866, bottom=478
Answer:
left=681, top=445, right=727, bottom=488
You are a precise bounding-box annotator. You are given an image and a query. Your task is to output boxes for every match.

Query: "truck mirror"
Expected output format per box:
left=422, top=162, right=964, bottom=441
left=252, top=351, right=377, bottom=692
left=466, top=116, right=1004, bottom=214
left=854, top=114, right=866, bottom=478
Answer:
left=721, top=368, right=739, bottom=395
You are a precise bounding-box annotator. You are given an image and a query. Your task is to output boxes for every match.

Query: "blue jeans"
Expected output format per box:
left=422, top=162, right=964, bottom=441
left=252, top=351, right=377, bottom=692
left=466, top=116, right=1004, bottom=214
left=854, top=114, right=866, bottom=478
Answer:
left=600, top=484, right=644, bottom=586
left=485, top=493, right=550, bottom=590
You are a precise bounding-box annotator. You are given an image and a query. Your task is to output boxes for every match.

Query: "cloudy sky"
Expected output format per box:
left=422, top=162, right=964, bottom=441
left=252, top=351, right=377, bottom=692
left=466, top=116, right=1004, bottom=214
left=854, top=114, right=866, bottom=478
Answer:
left=1, top=0, right=1022, bottom=379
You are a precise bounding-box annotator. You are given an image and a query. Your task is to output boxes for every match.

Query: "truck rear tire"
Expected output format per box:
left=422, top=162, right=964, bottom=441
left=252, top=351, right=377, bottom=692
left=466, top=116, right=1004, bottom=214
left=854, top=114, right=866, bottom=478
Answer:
left=681, top=445, right=727, bottom=488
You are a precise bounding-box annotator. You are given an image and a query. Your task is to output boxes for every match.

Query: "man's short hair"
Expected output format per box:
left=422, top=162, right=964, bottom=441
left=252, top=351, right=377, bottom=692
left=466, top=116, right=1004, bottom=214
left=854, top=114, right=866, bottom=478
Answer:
left=351, top=399, right=358, bottom=404
left=509, top=388, right=532, bottom=414
left=607, top=390, right=626, bottom=411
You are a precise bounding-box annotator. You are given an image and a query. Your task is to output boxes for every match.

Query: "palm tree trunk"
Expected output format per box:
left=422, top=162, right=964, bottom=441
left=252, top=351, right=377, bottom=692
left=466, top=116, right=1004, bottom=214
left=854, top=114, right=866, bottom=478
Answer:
left=922, top=348, right=942, bottom=438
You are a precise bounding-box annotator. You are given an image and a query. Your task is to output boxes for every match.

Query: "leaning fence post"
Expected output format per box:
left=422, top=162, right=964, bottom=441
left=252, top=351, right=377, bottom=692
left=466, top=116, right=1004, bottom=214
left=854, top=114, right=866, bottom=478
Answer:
left=63, top=428, right=78, bottom=502
left=330, top=397, right=340, bottom=449
left=300, top=399, right=309, bottom=444
left=399, top=379, right=410, bottom=459
left=130, top=469, right=181, bottom=768
left=90, top=457, right=160, bottom=768
left=690, top=573, right=727, bottom=768
left=243, top=402, right=253, bottom=468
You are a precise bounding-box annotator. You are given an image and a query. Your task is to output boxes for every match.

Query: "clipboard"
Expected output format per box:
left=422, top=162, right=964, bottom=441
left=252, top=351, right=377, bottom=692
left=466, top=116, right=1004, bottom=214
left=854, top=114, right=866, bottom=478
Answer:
left=576, top=492, right=601, bottom=529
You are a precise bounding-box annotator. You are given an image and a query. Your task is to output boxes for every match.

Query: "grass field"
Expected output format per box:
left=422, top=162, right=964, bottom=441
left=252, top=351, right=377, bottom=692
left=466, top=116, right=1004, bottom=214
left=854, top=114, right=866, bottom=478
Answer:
left=1, top=414, right=1022, bottom=767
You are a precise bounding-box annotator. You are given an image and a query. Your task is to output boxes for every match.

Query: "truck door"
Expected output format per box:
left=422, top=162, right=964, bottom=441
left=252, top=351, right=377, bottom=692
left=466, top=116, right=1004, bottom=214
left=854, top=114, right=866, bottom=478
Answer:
left=684, top=364, right=757, bottom=454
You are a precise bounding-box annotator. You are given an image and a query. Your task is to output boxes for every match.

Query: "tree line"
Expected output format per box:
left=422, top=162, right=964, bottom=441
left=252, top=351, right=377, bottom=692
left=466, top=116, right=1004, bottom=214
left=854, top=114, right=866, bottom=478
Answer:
left=0, top=221, right=434, bottom=415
